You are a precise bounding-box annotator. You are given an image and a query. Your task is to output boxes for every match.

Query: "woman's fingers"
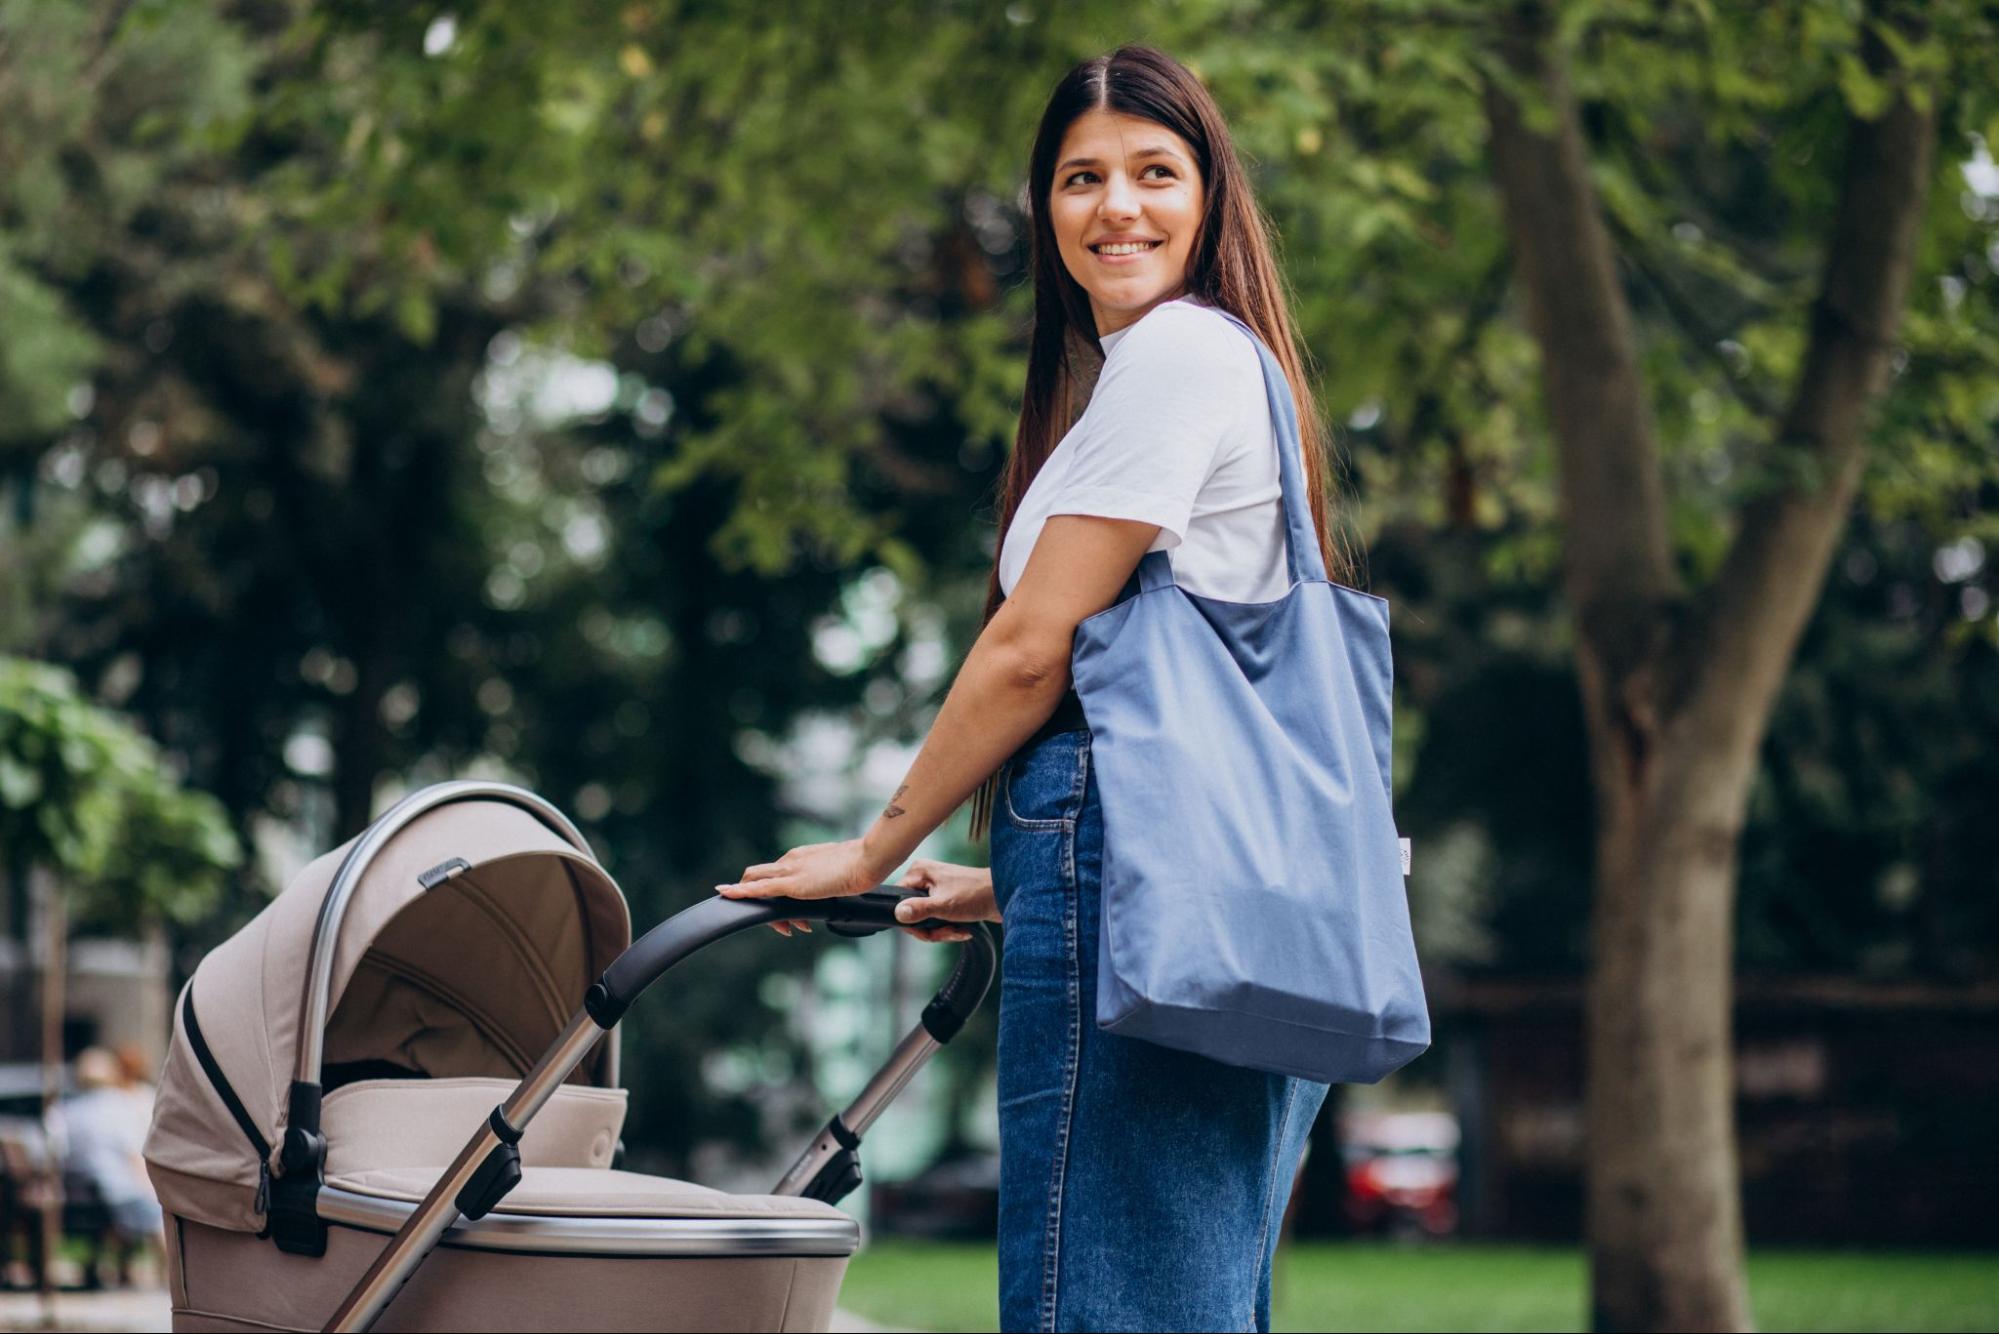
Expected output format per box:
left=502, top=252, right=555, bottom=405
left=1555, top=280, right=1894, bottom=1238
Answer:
left=716, top=875, right=786, bottom=898
left=895, top=889, right=988, bottom=924
left=731, top=854, right=976, bottom=939
left=718, top=859, right=791, bottom=895
left=899, top=925, right=972, bottom=943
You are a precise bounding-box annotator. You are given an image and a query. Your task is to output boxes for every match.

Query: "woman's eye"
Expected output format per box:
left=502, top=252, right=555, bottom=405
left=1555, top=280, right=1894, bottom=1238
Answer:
left=1065, top=165, right=1174, bottom=187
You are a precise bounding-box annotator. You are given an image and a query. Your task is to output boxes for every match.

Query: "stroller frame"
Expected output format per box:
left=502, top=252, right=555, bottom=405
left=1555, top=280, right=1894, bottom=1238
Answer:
left=222, top=780, right=990, bottom=1333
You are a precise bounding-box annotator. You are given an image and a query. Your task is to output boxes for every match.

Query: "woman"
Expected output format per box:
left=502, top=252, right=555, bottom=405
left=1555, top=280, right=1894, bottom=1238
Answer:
left=717, top=44, right=1351, bottom=1332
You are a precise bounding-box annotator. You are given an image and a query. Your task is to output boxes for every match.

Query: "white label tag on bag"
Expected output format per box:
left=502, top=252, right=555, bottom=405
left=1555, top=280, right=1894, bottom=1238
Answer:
left=1399, top=837, right=1411, bottom=876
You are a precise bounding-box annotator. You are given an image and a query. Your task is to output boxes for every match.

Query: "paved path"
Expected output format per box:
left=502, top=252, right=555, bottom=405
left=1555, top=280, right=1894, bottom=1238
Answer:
left=0, top=1287, right=899, bottom=1332
left=0, top=1289, right=170, bottom=1332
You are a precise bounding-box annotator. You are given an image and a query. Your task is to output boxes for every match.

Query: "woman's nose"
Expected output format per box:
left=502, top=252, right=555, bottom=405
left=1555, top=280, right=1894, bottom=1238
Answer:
left=1099, top=173, right=1141, bottom=219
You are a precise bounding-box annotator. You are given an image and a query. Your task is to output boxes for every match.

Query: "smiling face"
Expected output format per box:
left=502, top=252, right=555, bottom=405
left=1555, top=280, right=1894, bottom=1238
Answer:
left=1048, top=108, right=1206, bottom=340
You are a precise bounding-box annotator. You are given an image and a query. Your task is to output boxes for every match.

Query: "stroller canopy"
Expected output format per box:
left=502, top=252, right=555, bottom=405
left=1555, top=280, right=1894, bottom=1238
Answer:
left=147, top=784, right=631, bottom=1234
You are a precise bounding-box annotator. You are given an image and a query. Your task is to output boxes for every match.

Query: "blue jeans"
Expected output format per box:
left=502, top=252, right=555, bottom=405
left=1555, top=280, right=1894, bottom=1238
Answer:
left=990, top=727, right=1330, bottom=1333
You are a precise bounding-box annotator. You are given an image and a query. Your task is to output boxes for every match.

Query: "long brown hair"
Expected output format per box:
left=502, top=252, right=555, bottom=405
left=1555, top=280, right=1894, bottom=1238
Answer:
left=965, top=44, right=1360, bottom=843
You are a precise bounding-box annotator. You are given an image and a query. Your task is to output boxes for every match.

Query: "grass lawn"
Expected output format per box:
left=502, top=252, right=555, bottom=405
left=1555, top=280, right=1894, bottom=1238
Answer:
left=838, top=1239, right=1999, bottom=1333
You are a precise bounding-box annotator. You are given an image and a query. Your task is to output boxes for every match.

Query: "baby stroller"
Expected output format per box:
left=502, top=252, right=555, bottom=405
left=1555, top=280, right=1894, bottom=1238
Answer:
left=142, top=780, right=994, bottom=1332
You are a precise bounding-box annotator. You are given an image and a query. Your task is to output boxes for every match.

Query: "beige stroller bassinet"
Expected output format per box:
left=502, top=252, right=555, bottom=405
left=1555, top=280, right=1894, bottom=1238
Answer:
left=143, top=781, right=994, bottom=1332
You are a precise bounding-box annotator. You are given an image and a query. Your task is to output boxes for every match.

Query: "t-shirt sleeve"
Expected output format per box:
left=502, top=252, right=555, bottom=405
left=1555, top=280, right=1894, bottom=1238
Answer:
left=1040, top=307, right=1248, bottom=551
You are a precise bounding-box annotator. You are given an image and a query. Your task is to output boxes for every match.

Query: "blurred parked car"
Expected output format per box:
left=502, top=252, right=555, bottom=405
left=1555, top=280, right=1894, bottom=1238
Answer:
left=1340, top=1109, right=1459, bottom=1239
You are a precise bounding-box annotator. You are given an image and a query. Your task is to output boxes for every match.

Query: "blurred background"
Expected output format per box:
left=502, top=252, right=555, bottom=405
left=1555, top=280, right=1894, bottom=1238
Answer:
left=1, top=1, right=1995, bottom=1330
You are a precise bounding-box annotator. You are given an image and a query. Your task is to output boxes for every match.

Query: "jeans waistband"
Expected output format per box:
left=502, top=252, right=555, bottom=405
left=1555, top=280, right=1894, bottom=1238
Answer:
left=1020, top=688, right=1088, bottom=757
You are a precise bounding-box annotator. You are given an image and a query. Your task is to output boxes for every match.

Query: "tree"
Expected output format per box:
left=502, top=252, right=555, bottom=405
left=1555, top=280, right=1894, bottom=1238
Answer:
left=1476, top=2, right=1987, bottom=1327
left=0, top=653, right=239, bottom=1310
left=0, top=655, right=240, bottom=931
left=0, top=653, right=240, bottom=1065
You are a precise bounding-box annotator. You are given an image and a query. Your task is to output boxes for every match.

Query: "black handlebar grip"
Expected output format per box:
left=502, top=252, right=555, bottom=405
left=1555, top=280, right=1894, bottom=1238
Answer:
left=585, top=887, right=990, bottom=1028
left=920, top=923, right=998, bottom=1044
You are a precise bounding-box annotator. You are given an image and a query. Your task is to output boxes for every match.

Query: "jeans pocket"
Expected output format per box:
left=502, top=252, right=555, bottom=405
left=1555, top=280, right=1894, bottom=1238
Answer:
left=1002, top=733, right=1088, bottom=831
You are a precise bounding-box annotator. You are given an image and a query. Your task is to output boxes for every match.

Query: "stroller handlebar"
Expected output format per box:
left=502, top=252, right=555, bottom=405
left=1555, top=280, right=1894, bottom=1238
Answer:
left=586, top=889, right=996, bottom=1035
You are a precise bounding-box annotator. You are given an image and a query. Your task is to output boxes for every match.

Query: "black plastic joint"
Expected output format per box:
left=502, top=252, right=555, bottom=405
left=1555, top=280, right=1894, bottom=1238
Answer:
left=278, top=1123, right=324, bottom=1177
left=456, top=1140, right=523, bottom=1221
left=584, top=980, right=627, bottom=1028
left=801, top=1149, right=863, bottom=1206
left=827, top=1114, right=861, bottom=1153
left=921, top=996, right=967, bottom=1044
left=267, top=1189, right=326, bottom=1256
left=284, top=1081, right=323, bottom=1142
left=488, top=1105, right=522, bottom=1146
left=269, top=1122, right=327, bottom=1257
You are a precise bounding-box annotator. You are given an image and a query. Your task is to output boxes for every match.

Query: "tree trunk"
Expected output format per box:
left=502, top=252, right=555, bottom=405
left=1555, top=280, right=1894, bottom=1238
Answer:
left=36, top=865, right=65, bottom=1319
left=1479, top=3, right=1938, bottom=1329
left=1581, top=708, right=1755, bottom=1331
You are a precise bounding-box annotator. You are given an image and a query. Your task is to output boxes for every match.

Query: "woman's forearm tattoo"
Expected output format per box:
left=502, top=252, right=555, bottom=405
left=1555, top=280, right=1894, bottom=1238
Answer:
left=883, top=783, right=909, bottom=819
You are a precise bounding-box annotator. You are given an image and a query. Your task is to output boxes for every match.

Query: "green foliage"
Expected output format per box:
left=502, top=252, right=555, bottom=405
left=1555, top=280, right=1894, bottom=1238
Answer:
left=0, top=0, right=257, bottom=457
left=0, top=245, right=98, bottom=449
left=2, top=0, right=1995, bottom=1171
left=0, top=655, right=240, bottom=924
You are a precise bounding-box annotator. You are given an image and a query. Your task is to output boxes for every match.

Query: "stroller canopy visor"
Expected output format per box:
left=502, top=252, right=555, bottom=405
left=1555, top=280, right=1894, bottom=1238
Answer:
left=147, top=785, right=631, bottom=1233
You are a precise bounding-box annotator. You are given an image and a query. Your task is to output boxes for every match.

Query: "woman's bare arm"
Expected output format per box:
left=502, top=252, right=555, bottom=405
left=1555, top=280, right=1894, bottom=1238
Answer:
left=855, top=514, right=1160, bottom=879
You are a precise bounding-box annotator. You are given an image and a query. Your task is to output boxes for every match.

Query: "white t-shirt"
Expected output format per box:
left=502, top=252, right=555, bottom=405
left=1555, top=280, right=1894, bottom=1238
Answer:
left=997, top=295, right=1290, bottom=604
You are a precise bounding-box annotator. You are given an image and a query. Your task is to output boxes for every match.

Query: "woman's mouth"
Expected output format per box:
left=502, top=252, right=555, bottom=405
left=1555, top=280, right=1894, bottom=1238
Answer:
left=1090, top=239, right=1162, bottom=264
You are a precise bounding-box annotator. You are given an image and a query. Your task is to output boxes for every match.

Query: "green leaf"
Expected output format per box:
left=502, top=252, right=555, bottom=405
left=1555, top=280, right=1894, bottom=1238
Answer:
left=1835, top=52, right=1892, bottom=119
left=0, top=755, right=41, bottom=808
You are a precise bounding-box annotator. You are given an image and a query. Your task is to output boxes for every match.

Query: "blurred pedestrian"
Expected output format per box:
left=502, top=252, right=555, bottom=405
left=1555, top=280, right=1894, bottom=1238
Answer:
left=50, top=1047, right=162, bottom=1285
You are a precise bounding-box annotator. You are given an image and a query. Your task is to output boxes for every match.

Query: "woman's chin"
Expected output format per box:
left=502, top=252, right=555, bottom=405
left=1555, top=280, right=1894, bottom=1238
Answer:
left=1089, top=283, right=1180, bottom=317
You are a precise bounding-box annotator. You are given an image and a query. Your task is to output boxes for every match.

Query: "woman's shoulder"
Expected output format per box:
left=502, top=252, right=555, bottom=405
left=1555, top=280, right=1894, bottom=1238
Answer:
left=1106, top=297, right=1264, bottom=390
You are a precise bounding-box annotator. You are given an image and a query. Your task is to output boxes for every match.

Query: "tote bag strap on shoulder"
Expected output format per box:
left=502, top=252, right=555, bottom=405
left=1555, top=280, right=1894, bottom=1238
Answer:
left=1131, top=308, right=1328, bottom=595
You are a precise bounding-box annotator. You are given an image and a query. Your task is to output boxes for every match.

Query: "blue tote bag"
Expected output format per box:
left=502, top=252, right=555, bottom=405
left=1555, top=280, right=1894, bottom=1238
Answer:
left=1069, top=307, right=1430, bottom=1085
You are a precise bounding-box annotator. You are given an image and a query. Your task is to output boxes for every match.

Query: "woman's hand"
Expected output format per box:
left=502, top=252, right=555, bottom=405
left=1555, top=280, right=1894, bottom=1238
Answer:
left=716, top=838, right=880, bottom=937
left=892, top=860, right=1000, bottom=943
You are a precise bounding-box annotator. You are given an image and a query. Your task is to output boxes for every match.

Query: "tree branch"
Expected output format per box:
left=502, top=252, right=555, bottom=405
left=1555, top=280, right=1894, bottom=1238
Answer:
left=1480, top=1, right=1681, bottom=660
left=1676, top=0, right=1938, bottom=739
left=1601, top=209, right=1782, bottom=422
left=1394, top=255, right=1513, bottom=530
